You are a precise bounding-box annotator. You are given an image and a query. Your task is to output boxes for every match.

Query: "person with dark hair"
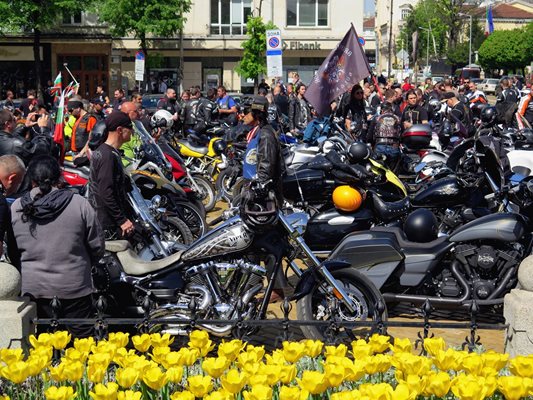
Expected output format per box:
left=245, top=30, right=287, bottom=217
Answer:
left=216, top=85, right=238, bottom=126
left=181, top=87, right=201, bottom=135
left=288, top=83, right=312, bottom=134
left=19, top=89, right=44, bottom=117
left=194, top=88, right=217, bottom=135
left=113, top=88, right=126, bottom=110
left=342, top=84, right=368, bottom=138
left=401, top=89, right=428, bottom=130
left=368, top=102, right=402, bottom=170
left=68, top=99, right=98, bottom=154
left=96, top=85, right=109, bottom=106
left=11, top=154, right=104, bottom=337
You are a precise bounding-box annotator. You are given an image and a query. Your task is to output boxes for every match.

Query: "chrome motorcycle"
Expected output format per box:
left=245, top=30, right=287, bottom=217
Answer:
left=93, top=190, right=385, bottom=340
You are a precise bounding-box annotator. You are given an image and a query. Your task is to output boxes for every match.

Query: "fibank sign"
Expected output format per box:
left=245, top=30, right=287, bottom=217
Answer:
left=282, top=40, right=322, bottom=50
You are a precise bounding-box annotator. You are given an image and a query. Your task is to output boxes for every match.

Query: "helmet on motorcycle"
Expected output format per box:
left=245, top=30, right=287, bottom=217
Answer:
left=429, top=98, right=441, bottom=111
left=151, top=109, right=174, bottom=129
left=403, top=208, right=438, bottom=243
left=480, top=106, right=497, bottom=125
left=332, top=185, right=363, bottom=212
left=239, top=187, right=278, bottom=232
left=212, top=139, right=227, bottom=156
left=88, top=119, right=108, bottom=150
left=347, top=142, right=370, bottom=163
left=515, top=128, right=533, bottom=149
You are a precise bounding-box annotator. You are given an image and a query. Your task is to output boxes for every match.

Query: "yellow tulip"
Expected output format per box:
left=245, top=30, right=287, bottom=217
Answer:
left=422, top=337, right=446, bottom=357
left=393, top=383, right=416, bottom=400
left=166, top=367, right=184, bottom=384
left=325, top=343, right=347, bottom=358
left=363, top=354, right=392, bottom=375
left=389, top=337, right=412, bottom=354
left=279, top=386, right=303, bottom=400
left=117, top=391, right=142, bottom=400
left=298, top=370, right=329, bottom=395
left=89, top=382, right=119, bottom=400
left=63, top=360, right=84, bottom=381
left=188, top=330, right=213, bottom=353
left=481, top=350, right=509, bottom=371
left=433, top=348, right=463, bottom=371
left=73, top=337, right=95, bottom=353
left=245, top=345, right=265, bottom=360
left=279, top=364, right=297, bottom=384
left=108, top=332, right=130, bottom=348
left=282, top=341, right=306, bottom=363
left=131, top=334, right=151, bottom=352
left=204, top=389, right=234, bottom=400
left=116, top=367, right=140, bottom=388
left=344, top=359, right=365, bottom=381
left=170, top=391, right=195, bottom=400
left=264, top=349, right=285, bottom=366
left=87, top=362, right=107, bottom=383
left=242, top=385, right=272, bottom=400
left=393, top=353, right=431, bottom=376
left=351, top=339, right=373, bottom=359
left=248, top=374, right=268, bottom=386
left=0, top=348, right=24, bottom=364
left=45, top=385, right=75, bottom=400
left=461, top=353, right=484, bottom=375
left=325, top=363, right=345, bottom=387
left=221, top=369, right=248, bottom=394
left=91, top=342, right=118, bottom=359
left=331, top=390, right=361, bottom=400
left=49, top=362, right=67, bottom=382
left=26, top=354, right=49, bottom=376
left=29, top=333, right=52, bottom=349
left=259, top=363, right=281, bottom=385
left=202, top=356, right=230, bottom=378
left=361, top=382, right=393, bottom=400
left=510, top=355, right=533, bottom=378
left=150, top=346, right=171, bottom=364
left=218, top=339, right=245, bottom=361
left=303, top=339, right=323, bottom=357
left=451, top=374, right=489, bottom=400
left=177, top=348, right=199, bottom=366
left=0, top=396, right=9, bottom=400
left=64, top=348, right=88, bottom=363
left=89, top=352, right=112, bottom=370
left=143, top=366, right=168, bottom=391
left=237, top=351, right=263, bottom=367
left=1, top=360, right=29, bottom=384
left=163, top=351, right=182, bottom=369
left=51, top=331, right=71, bottom=350
left=424, top=371, right=451, bottom=397
left=498, top=376, right=528, bottom=400
left=150, top=333, right=174, bottom=348
left=187, top=375, right=213, bottom=398
left=30, top=346, right=53, bottom=363
left=240, top=361, right=260, bottom=376
left=401, top=374, right=427, bottom=396
left=368, top=334, right=391, bottom=354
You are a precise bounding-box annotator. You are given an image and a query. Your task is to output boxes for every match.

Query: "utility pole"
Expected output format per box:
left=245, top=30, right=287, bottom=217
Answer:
left=388, top=0, right=393, bottom=78
left=458, top=13, right=473, bottom=66
left=419, top=26, right=430, bottom=75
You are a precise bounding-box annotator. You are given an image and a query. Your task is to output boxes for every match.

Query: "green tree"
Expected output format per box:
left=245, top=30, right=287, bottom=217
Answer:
left=235, top=16, right=277, bottom=91
left=446, top=17, right=485, bottom=68
left=478, top=27, right=531, bottom=74
left=0, top=0, right=89, bottom=95
left=98, top=0, right=191, bottom=92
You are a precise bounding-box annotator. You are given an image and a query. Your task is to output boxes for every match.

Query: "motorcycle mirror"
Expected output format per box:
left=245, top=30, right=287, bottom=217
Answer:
left=414, top=162, right=427, bottom=173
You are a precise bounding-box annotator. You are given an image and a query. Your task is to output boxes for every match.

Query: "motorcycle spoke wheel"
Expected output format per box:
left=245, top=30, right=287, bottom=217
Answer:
left=296, top=269, right=387, bottom=342
left=191, top=175, right=217, bottom=212
left=215, top=168, right=242, bottom=203
left=170, top=200, right=207, bottom=240
left=160, top=217, right=194, bottom=246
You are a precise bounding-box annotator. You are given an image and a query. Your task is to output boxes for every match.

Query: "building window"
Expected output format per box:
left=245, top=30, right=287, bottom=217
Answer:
left=62, top=11, right=82, bottom=25
left=210, top=0, right=252, bottom=35
left=287, top=0, right=328, bottom=27
left=401, top=8, right=411, bottom=20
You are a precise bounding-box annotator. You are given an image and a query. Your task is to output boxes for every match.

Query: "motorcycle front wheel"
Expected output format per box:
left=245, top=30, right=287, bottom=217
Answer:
left=297, top=269, right=387, bottom=341
left=215, top=167, right=243, bottom=203
left=169, top=199, right=208, bottom=240
left=191, top=174, right=217, bottom=212
left=160, top=216, right=194, bottom=246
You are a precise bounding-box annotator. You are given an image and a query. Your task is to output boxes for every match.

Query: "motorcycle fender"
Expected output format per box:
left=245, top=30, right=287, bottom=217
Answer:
left=162, top=182, right=186, bottom=196
left=292, top=261, right=351, bottom=301
left=357, top=261, right=401, bottom=290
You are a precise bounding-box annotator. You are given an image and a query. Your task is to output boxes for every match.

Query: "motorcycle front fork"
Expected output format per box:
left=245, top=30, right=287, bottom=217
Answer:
left=277, top=213, right=357, bottom=314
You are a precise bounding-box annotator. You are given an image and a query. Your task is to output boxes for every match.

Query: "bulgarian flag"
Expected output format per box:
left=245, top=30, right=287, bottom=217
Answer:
left=50, top=72, right=62, bottom=99
left=53, top=87, right=66, bottom=163
left=485, top=5, right=494, bottom=36
left=64, top=81, right=80, bottom=98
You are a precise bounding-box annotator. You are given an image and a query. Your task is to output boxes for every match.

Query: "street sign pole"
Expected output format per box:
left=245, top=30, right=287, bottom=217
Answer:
left=266, top=30, right=283, bottom=86
left=135, top=51, right=145, bottom=92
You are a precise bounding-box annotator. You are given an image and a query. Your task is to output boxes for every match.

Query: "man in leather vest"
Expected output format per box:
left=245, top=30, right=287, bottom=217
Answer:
left=181, top=87, right=201, bottom=135
left=368, top=103, right=402, bottom=170
left=68, top=100, right=97, bottom=154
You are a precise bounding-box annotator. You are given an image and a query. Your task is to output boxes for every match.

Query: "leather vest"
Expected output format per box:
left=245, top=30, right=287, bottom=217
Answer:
left=374, top=113, right=401, bottom=144
left=72, top=113, right=94, bottom=152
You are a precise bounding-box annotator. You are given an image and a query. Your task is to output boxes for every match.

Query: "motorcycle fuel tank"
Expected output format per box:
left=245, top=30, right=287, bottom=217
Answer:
left=283, top=169, right=335, bottom=203
left=181, top=217, right=252, bottom=261
left=450, top=213, right=525, bottom=243
left=411, top=176, right=469, bottom=207
left=304, top=207, right=374, bottom=251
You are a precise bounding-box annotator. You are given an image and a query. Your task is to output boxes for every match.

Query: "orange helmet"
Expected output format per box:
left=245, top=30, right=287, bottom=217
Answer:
left=332, top=185, right=363, bottom=212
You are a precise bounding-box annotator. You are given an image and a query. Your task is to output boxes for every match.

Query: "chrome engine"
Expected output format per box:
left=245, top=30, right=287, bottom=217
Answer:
left=149, top=260, right=266, bottom=336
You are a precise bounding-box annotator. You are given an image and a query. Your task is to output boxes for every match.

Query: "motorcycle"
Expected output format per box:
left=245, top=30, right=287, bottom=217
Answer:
left=327, top=139, right=533, bottom=309
left=94, top=186, right=386, bottom=341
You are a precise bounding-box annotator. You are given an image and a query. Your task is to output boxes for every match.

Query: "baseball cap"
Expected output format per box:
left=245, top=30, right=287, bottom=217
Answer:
left=105, top=111, right=133, bottom=131
left=250, top=96, right=269, bottom=113
left=441, top=91, right=456, bottom=102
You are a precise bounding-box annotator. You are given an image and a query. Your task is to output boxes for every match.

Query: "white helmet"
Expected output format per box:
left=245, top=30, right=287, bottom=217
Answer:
left=151, top=109, right=174, bottom=129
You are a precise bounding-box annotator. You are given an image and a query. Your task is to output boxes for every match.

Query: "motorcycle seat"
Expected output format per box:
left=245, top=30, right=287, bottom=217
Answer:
left=306, top=155, right=333, bottom=172
left=372, top=226, right=449, bottom=251
left=370, top=192, right=411, bottom=222
left=105, top=240, right=183, bottom=275
left=178, top=139, right=208, bottom=155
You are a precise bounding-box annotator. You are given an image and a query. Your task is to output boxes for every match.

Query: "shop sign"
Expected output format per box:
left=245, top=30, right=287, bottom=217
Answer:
left=282, top=41, right=322, bottom=51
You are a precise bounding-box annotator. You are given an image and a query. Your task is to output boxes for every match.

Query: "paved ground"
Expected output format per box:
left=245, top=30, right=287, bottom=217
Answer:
left=205, top=200, right=507, bottom=352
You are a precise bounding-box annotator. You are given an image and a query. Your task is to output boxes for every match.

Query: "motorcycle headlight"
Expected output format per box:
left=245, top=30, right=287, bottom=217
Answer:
left=151, top=195, right=162, bottom=208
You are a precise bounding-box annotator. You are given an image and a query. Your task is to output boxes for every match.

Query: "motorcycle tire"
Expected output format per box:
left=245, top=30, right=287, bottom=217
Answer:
left=191, top=174, right=217, bottom=213
left=160, top=216, right=194, bottom=246
left=215, top=167, right=243, bottom=203
left=169, top=198, right=208, bottom=241
left=296, top=269, right=387, bottom=341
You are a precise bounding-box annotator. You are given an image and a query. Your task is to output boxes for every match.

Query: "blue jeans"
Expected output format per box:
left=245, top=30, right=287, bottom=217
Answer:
left=375, top=144, right=400, bottom=170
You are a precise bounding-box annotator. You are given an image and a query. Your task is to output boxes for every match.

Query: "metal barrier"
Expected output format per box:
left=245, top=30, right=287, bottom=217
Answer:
left=32, top=295, right=508, bottom=354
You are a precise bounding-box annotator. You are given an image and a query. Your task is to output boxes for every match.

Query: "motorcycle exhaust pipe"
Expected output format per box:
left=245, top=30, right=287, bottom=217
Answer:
left=383, top=260, right=472, bottom=306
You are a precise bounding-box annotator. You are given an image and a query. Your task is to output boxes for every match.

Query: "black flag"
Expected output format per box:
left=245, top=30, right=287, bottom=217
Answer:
left=304, top=25, right=371, bottom=116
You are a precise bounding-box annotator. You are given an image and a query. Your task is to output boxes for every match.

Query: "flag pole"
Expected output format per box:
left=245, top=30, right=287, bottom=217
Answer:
left=63, top=63, right=79, bottom=86
left=351, top=23, right=383, bottom=101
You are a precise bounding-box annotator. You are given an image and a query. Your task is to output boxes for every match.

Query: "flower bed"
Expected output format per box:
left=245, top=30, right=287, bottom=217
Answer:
left=0, top=330, right=532, bottom=399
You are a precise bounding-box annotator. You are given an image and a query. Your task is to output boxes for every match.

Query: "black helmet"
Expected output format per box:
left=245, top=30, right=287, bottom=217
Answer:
left=480, top=106, right=497, bottom=125
left=88, top=119, right=108, bottom=150
left=212, top=139, right=227, bottom=156
left=239, top=188, right=278, bottom=232
left=515, top=128, right=533, bottom=149
left=403, top=208, right=438, bottom=243
left=347, top=142, right=370, bottom=163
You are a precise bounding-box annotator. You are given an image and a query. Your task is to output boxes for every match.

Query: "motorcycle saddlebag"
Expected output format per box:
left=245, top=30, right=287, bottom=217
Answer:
left=283, top=168, right=335, bottom=203
left=401, top=124, right=432, bottom=150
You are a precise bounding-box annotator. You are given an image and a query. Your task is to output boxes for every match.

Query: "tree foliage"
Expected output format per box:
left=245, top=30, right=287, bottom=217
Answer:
left=446, top=17, right=485, bottom=67
left=478, top=24, right=533, bottom=74
left=235, top=16, right=277, bottom=86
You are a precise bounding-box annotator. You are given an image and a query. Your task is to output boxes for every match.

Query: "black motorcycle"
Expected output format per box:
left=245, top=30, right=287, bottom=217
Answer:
left=93, top=187, right=386, bottom=340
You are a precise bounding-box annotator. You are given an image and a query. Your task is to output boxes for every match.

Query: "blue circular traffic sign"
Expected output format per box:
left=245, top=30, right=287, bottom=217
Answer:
left=269, top=37, right=280, bottom=48
left=358, top=37, right=366, bottom=46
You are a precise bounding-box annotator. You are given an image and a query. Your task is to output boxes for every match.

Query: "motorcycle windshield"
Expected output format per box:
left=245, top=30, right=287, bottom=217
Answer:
left=477, top=139, right=504, bottom=192
left=134, top=120, right=172, bottom=170
left=445, top=139, right=474, bottom=170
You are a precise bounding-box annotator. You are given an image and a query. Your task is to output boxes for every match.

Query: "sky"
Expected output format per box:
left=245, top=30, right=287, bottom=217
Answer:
left=365, top=0, right=375, bottom=15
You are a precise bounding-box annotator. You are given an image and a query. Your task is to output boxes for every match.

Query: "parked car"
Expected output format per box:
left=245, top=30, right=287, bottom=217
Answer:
left=142, top=94, right=163, bottom=115
left=471, top=78, right=483, bottom=85
left=481, top=78, right=500, bottom=95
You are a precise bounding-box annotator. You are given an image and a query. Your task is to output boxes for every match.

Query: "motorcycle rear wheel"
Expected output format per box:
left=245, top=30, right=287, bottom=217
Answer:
left=191, top=174, right=217, bottom=212
left=160, top=216, right=194, bottom=246
left=297, top=269, right=387, bottom=341
left=215, top=167, right=243, bottom=202
left=169, top=199, right=208, bottom=240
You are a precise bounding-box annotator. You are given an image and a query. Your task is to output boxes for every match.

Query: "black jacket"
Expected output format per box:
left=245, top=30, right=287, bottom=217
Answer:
left=288, top=97, right=311, bottom=131
left=194, top=97, right=216, bottom=133
left=0, top=128, right=52, bottom=165
left=157, top=96, right=181, bottom=115
left=254, top=124, right=284, bottom=204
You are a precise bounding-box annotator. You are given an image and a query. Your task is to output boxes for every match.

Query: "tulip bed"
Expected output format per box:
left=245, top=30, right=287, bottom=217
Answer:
left=0, top=330, right=532, bottom=400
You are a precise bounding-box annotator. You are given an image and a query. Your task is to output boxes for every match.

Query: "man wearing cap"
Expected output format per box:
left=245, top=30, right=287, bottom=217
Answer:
left=442, top=91, right=474, bottom=137
left=68, top=99, right=98, bottom=154
left=89, top=112, right=135, bottom=238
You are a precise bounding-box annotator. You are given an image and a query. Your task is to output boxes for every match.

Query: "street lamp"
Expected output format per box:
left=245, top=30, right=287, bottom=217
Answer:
left=458, top=13, right=473, bottom=66
left=418, top=26, right=430, bottom=74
